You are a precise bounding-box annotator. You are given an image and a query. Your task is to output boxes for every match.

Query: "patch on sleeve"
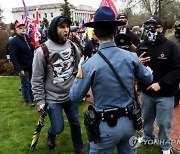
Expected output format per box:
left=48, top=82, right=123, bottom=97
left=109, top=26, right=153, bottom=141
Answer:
left=76, top=67, right=83, bottom=79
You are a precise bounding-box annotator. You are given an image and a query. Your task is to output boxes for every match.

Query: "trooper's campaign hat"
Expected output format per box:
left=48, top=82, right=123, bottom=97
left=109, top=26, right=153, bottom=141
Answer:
left=84, top=6, right=125, bottom=27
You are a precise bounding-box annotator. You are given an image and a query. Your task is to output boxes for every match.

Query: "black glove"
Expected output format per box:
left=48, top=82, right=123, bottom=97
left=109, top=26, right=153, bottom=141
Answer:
left=37, top=104, right=47, bottom=117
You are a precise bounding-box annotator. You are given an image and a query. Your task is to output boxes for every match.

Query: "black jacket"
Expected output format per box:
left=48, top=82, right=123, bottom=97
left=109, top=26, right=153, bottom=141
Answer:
left=83, top=39, right=99, bottom=58
left=136, top=33, right=180, bottom=97
left=9, top=34, right=34, bottom=73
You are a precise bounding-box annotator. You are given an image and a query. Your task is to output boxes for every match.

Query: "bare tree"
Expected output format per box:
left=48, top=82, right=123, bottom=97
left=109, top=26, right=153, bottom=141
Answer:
left=116, top=0, right=179, bottom=28
left=126, top=0, right=177, bottom=17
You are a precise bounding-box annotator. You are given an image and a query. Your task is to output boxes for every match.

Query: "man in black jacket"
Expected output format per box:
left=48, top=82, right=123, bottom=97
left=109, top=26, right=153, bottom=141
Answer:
left=9, top=23, right=35, bottom=107
left=83, top=30, right=99, bottom=60
left=116, top=13, right=140, bottom=51
left=136, top=15, right=180, bottom=154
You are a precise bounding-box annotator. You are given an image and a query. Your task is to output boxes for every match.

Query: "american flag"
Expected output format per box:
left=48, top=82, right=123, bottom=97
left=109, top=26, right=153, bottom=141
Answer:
left=22, top=0, right=33, bottom=38
left=22, top=0, right=40, bottom=47
left=42, top=25, right=48, bottom=35
left=78, top=19, right=84, bottom=32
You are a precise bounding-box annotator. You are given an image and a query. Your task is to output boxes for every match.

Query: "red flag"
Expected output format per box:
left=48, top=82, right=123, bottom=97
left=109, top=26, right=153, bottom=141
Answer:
left=99, top=0, right=118, bottom=18
left=31, top=8, right=41, bottom=48
left=90, top=13, right=94, bottom=20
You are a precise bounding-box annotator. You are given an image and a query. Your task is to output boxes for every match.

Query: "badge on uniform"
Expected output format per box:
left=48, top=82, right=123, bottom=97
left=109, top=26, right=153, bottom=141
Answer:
left=76, top=66, right=83, bottom=79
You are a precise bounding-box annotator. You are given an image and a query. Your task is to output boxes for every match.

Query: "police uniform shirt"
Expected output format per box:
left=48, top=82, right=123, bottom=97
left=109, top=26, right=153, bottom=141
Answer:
left=70, top=42, right=153, bottom=111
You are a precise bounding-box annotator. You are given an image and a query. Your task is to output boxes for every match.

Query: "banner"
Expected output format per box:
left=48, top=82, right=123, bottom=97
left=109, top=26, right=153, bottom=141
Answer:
left=31, top=8, right=41, bottom=47
left=99, top=0, right=118, bottom=18
left=90, top=13, right=94, bottom=20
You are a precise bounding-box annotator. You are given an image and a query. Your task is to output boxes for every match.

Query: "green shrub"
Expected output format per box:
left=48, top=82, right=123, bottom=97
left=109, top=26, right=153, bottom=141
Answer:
left=0, top=59, right=17, bottom=76
left=0, top=30, right=9, bottom=59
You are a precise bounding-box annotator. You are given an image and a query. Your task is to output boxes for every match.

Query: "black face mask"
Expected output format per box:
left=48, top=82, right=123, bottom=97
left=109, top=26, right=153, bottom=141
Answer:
left=146, top=31, right=158, bottom=42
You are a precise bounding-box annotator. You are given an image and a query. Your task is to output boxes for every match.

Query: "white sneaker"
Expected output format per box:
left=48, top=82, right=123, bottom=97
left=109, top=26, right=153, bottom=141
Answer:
left=162, top=150, right=170, bottom=154
left=162, top=149, right=173, bottom=154
left=137, top=137, right=144, bottom=143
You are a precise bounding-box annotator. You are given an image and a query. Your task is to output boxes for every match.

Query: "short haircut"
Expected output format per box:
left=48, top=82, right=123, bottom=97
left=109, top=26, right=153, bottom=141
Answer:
left=94, top=26, right=116, bottom=39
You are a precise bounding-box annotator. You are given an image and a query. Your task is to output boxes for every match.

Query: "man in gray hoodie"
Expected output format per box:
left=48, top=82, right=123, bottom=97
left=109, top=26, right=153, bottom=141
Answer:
left=31, top=16, right=85, bottom=154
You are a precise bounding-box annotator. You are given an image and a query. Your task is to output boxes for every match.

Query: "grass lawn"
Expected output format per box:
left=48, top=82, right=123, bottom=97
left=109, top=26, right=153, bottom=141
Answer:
left=0, top=76, right=179, bottom=154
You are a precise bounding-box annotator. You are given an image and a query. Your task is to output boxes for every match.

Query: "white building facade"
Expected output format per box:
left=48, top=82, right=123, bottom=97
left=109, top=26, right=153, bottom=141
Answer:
left=12, top=3, right=96, bottom=25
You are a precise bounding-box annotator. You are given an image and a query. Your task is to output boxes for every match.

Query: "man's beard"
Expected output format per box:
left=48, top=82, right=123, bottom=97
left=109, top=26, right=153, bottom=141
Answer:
left=58, top=34, right=68, bottom=44
left=59, top=39, right=67, bottom=44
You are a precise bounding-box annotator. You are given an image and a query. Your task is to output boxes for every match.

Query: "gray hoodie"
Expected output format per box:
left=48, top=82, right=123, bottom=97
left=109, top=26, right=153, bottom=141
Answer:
left=31, top=17, right=80, bottom=105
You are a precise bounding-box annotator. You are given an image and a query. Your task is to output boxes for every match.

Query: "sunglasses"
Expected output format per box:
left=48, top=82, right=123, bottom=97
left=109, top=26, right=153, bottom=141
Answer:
left=145, top=25, right=162, bottom=31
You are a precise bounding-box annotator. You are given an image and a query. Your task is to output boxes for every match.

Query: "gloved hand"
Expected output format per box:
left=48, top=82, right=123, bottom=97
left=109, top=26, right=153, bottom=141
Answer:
left=37, top=104, right=47, bottom=117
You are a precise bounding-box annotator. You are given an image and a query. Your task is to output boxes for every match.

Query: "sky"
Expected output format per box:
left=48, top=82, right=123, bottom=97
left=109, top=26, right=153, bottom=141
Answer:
left=0, top=0, right=102, bottom=23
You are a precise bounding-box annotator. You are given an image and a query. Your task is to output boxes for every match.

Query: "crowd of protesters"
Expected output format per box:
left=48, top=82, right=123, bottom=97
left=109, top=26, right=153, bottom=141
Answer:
left=6, top=5, right=180, bottom=154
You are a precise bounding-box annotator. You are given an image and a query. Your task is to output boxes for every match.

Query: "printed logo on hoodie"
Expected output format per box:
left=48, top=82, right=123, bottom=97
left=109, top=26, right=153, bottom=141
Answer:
left=52, top=47, right=74, bottom=84
left=157, top=52, right=167, bottom=59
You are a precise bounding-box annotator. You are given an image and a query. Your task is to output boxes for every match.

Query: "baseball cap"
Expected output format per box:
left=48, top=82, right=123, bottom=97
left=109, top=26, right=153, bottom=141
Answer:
left=117, top=13, right=128, bottom=20
left=145, top=15, right=162, bottom=26
left=15, top=22, right=25, bottom=29
left=57, top=16, right=72, bottom=26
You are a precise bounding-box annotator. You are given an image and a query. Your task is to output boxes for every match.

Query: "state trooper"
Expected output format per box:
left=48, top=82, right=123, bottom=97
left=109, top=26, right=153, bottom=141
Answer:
left=70, top=6, right=153, bottom=154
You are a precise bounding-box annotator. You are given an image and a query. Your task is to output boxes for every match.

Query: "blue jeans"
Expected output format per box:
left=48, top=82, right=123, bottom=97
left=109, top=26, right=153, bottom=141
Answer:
left=19, top=70, right=33, bottom=104
left=141, top=92, right=174, bottom=150
left=89, top=117, right=136, bottom=154
left=48, top=101, right=83, bottom=152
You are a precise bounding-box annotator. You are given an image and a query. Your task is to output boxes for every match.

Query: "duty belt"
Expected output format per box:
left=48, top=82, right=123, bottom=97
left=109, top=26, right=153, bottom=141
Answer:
left=96, top=107, right=130, bottom=121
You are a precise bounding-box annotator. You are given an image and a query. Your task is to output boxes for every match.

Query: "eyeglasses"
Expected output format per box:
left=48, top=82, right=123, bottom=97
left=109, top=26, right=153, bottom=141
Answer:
left=145, top=25, right=162, bottom=31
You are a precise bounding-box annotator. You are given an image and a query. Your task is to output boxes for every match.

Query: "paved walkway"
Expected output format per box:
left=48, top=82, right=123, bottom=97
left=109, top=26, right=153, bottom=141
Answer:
left=169, top=105, right=180, bottom=151
left=85, top=91, right=180, bottom=152
left=154, top=105, right=180, bottom=152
